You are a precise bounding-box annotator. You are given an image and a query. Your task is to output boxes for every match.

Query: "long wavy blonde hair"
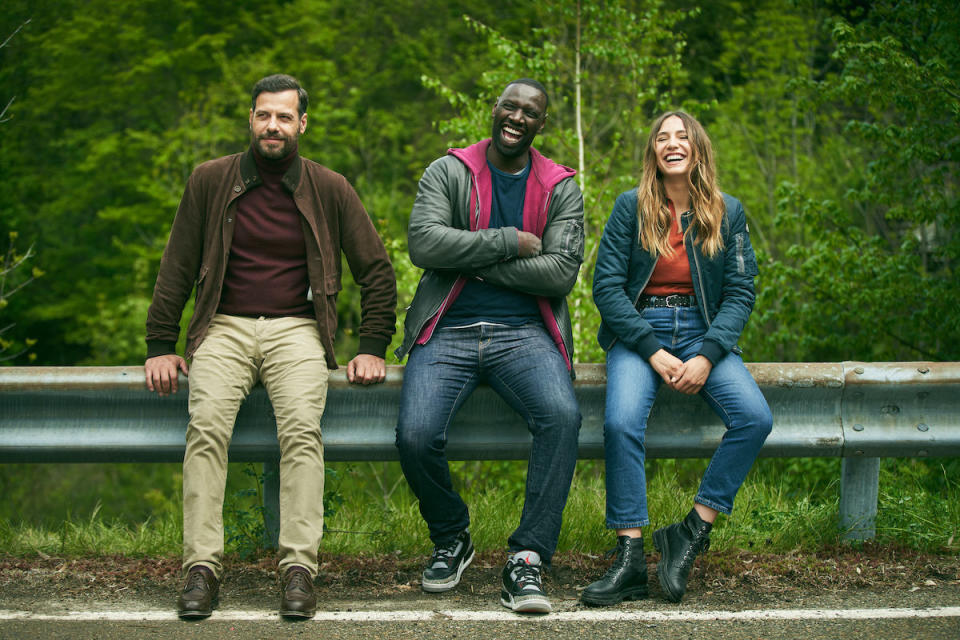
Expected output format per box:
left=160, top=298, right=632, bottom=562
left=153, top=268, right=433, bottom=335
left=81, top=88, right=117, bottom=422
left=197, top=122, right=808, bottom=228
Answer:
left=637, top=111, right=725, bottom=258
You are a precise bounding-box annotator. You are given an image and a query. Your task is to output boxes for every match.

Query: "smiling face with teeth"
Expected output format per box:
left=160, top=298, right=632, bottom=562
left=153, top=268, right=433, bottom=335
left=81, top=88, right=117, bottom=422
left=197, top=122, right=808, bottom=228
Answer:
left=487, top=83, right=547, bottom=172
left=654, top=115, right=693, bottom=180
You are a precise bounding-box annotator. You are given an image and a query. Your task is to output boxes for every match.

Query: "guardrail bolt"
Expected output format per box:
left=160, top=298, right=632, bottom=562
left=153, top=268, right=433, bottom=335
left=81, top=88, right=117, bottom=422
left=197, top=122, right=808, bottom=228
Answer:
left=918, top=366, right=930, bottom=374
left=853, top=424, right=865, bottom=432
left=917, top=423, right=929, bottom=432
left=854, top=367, right=865, bottom=375
left=918, top=450, right=929, bottom=456
left=854, top=450, right=864, bottom=456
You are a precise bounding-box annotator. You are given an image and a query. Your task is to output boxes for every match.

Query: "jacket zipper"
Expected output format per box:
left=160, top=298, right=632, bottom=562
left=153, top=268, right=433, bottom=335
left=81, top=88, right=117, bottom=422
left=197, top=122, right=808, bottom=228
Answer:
left=420, top=283, right=457, bottom=337
left=606, top=248, right=658, bottom=351
left=540, top=191, right=551, bottom=234
left=472, top=173, right=481, bottom=229
left=685, top=216, right=711, bottom=328
left=632, top=259, right=657, bottom=309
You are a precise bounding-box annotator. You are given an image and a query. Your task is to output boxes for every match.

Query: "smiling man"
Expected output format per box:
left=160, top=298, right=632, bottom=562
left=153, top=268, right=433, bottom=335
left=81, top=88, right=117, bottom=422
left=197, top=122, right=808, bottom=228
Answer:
left=144, top=74, right=396, bottom=620
left=394, top=78, right=584, bottom=614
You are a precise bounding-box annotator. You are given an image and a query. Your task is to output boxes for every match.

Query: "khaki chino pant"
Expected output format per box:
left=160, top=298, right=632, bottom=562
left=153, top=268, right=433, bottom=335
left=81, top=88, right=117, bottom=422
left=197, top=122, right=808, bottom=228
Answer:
left=182, top=314, right=329, bottom=579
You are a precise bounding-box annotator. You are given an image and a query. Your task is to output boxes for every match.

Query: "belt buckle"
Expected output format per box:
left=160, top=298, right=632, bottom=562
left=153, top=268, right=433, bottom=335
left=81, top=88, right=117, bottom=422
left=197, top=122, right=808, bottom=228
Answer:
left=664, top=294, right=683, bottom=307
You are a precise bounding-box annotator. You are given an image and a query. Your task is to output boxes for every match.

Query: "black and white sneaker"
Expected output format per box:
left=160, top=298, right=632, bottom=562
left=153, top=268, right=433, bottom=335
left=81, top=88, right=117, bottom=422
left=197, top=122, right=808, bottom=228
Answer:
left=500, top=550, right=551, bottom=613
left=421, top=530, right=475, bottom=593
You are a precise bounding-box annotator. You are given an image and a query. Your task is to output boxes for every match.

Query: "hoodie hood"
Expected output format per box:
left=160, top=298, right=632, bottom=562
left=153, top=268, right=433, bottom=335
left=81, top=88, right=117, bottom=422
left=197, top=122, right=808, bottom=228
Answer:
left=449, top=139, right=576, bottom=235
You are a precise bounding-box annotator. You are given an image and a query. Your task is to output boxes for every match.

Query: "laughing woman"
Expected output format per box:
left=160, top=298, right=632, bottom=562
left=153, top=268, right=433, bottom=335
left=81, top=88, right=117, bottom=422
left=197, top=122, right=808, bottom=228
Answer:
left=582, top=111, right=772, bottom=606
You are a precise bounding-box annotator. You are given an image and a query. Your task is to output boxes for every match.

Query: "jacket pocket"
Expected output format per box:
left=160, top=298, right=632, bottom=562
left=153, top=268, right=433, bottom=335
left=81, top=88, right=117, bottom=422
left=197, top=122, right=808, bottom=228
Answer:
left=560, top=219, right=584, bottom=258
left=734, top=232, right=759, bottom=276
left=319, top=274, right=342, bottom=341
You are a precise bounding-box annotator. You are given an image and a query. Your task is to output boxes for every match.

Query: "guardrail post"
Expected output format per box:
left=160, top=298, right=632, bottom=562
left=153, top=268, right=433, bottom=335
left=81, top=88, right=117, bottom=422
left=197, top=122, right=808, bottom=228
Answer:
left=839, top=457, right=880, bottom=540
left=262, top=461, right=280, bottom=549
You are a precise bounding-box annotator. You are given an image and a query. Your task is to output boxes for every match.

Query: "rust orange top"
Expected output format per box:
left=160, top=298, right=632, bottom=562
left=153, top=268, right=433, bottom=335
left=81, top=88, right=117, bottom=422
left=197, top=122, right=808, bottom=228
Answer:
left=643, top=201, right=695, bottom=296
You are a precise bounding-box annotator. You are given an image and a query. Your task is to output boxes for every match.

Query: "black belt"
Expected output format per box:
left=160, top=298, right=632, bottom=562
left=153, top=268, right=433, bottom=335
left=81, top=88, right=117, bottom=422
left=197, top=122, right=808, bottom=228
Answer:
left=638, top=294, right=697, bottom=308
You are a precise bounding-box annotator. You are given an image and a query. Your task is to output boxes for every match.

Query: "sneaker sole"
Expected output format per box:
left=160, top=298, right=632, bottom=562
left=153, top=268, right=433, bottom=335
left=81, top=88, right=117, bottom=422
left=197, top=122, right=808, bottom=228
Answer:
left=421, top=548, right=475, bottom=593
left=279, top=609, right=316, bottom=619
left=500, top=591, right=552, bottom=614
left=580, top=585, right=648, bottom=607
left=652, top=528, right=683, bottom=603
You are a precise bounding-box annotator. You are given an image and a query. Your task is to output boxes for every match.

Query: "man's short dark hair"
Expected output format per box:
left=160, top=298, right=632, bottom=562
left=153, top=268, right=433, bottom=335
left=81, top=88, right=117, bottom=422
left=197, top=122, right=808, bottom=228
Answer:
left=502, top=78, right=549, bottom=111
left=251, top=74, right=309, bottom=116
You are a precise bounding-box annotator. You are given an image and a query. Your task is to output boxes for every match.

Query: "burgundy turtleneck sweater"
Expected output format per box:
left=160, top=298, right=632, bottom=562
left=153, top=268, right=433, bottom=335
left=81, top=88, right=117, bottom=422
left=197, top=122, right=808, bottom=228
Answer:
left=217, top=147, right=314, bottom=318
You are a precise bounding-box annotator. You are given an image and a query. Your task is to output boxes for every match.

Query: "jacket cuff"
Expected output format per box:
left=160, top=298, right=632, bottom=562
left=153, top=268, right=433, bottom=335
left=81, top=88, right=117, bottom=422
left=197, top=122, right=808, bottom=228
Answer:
left=697, top=339, right=726, bottom=365
left=502, top=227, right=520, bottom=259
left=636, top=333, right=663, bottom=361
left=357, top=336, right=389, bottom=360
left=146, top=340, right=178, bottom=360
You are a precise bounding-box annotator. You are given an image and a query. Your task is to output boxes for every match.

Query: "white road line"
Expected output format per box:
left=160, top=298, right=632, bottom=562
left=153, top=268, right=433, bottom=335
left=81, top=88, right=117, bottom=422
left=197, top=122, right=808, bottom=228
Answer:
left=1, top=607, right=959, bottom=622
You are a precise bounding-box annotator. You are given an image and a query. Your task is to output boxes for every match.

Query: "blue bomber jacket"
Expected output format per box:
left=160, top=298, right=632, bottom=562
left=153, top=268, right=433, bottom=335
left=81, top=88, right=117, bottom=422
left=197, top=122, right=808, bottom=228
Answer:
left=592, top=189, right=759, bottom=364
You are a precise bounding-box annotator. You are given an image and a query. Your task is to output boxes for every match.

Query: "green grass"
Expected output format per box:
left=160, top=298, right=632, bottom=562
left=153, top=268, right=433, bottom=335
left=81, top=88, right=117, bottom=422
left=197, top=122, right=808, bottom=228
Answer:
left=0, top=506, right=182, bottom=556
left=1, top=458, right=957, bottom=558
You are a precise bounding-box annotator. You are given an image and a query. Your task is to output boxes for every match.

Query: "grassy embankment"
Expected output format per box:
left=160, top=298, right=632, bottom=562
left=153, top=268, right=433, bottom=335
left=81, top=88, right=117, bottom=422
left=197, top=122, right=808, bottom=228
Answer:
left=0, top=457, right=957, bottom=558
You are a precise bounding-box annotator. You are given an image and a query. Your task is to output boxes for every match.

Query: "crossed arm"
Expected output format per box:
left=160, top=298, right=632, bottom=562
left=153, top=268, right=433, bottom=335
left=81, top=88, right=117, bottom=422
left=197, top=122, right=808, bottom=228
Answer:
left=407, top=161, right=585, bottom=299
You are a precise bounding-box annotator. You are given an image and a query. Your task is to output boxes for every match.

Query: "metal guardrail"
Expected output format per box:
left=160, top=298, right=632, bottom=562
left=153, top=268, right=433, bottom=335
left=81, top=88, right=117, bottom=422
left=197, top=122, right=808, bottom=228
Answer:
left=1, top=362, right=957, bottom=542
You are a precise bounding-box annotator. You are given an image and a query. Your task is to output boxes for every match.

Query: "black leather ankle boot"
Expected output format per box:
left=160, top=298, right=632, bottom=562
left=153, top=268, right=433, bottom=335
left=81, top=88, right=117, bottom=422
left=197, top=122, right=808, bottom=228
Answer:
left=581, top=535, right=648, bottom=606
left=653, top=508, right=712, bottom=602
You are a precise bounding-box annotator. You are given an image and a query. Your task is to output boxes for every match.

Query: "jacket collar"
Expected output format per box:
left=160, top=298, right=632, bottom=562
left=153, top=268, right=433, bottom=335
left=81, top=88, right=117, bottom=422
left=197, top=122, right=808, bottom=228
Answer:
left=448, top=139, right=576, bottom=235
left=239, top=147, right=303, bottom=194
left=448, top=139, right=576, bottom=193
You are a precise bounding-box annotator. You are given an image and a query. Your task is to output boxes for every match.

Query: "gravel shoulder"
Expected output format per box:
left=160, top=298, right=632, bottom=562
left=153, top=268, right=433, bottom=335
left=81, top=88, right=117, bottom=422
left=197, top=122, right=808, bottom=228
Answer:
left=1, top=544, right=958, bottom=614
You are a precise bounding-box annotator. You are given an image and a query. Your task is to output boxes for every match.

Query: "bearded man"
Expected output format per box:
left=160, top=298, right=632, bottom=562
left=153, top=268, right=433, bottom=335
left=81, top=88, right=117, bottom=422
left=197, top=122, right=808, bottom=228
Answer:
left=145, top=73, right=396, bottom=620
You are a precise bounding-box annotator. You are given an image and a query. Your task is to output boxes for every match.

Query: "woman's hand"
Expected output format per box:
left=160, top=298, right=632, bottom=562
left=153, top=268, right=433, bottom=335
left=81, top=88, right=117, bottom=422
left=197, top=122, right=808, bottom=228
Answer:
left=673, top=355, right=713, bottom=394
left=648, top=349, right=684, bottom=387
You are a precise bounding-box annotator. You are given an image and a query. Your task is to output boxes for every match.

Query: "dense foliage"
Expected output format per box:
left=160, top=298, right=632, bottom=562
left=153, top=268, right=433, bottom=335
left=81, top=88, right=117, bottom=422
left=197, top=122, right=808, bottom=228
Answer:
left=0, top=0, right=956, bottom=366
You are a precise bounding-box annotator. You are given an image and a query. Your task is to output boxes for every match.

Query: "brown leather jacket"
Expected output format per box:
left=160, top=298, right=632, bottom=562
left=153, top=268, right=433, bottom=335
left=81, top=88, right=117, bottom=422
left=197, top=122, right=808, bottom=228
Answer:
left=145, top=148, right=396, bottom=369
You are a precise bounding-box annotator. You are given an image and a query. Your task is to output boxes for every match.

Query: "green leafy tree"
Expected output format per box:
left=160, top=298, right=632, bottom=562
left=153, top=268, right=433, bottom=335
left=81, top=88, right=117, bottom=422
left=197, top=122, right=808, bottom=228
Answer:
left=0, top=232, right=42, bottom=362
left=751, top=0, right=960, bottom=361
left=0, top=18, right=41, bottom=363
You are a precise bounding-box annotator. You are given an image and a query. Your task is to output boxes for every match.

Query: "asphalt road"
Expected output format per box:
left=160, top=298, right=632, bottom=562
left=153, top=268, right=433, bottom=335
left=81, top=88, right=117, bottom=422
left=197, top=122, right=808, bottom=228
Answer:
left=1, top=616, right=959, bottom=640
left=3, top=592, right=959, bottom=639
left=3, top=551, right=958, bottom=639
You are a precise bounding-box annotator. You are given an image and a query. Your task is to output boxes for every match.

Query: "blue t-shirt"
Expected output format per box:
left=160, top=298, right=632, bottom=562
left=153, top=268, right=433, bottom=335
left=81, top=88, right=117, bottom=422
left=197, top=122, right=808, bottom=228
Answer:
left=439, top=161, right=542, bottom=328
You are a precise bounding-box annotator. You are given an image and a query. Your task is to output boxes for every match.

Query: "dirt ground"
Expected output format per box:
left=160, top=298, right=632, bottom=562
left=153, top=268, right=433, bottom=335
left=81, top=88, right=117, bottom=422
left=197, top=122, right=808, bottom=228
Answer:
left=1, top=544, right=958, bottom=613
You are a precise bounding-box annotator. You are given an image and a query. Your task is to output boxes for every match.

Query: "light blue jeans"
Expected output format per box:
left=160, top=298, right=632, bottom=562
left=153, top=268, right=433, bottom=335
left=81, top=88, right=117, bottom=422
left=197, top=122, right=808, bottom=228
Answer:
left=604, top=306, right=772, bottom=528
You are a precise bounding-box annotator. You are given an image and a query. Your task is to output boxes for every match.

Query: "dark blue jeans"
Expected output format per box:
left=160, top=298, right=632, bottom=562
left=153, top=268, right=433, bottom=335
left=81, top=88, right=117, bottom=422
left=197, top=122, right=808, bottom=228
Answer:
left=604, top=306, right=772, bottom=528
left=396, top=324, right=581, bottom=563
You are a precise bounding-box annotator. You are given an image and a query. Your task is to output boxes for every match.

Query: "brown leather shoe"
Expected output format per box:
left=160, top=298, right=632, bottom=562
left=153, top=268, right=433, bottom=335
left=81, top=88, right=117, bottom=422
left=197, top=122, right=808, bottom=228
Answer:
left=177, top=565, right=219, bottom=619
left=279, top=565, right=316, bottom=618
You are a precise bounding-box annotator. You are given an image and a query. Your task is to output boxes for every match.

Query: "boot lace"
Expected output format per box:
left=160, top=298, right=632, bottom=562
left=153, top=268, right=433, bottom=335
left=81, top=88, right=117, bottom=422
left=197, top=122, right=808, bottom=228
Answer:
left=601, top=544, right=630, bottom=579
left=678, top=525, right=711, bottom=571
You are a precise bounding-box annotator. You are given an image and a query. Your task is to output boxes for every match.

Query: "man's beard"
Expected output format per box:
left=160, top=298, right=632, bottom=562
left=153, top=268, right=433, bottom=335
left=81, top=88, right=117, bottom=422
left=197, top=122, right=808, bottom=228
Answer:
left=253, top=132, right=297, bottom=159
